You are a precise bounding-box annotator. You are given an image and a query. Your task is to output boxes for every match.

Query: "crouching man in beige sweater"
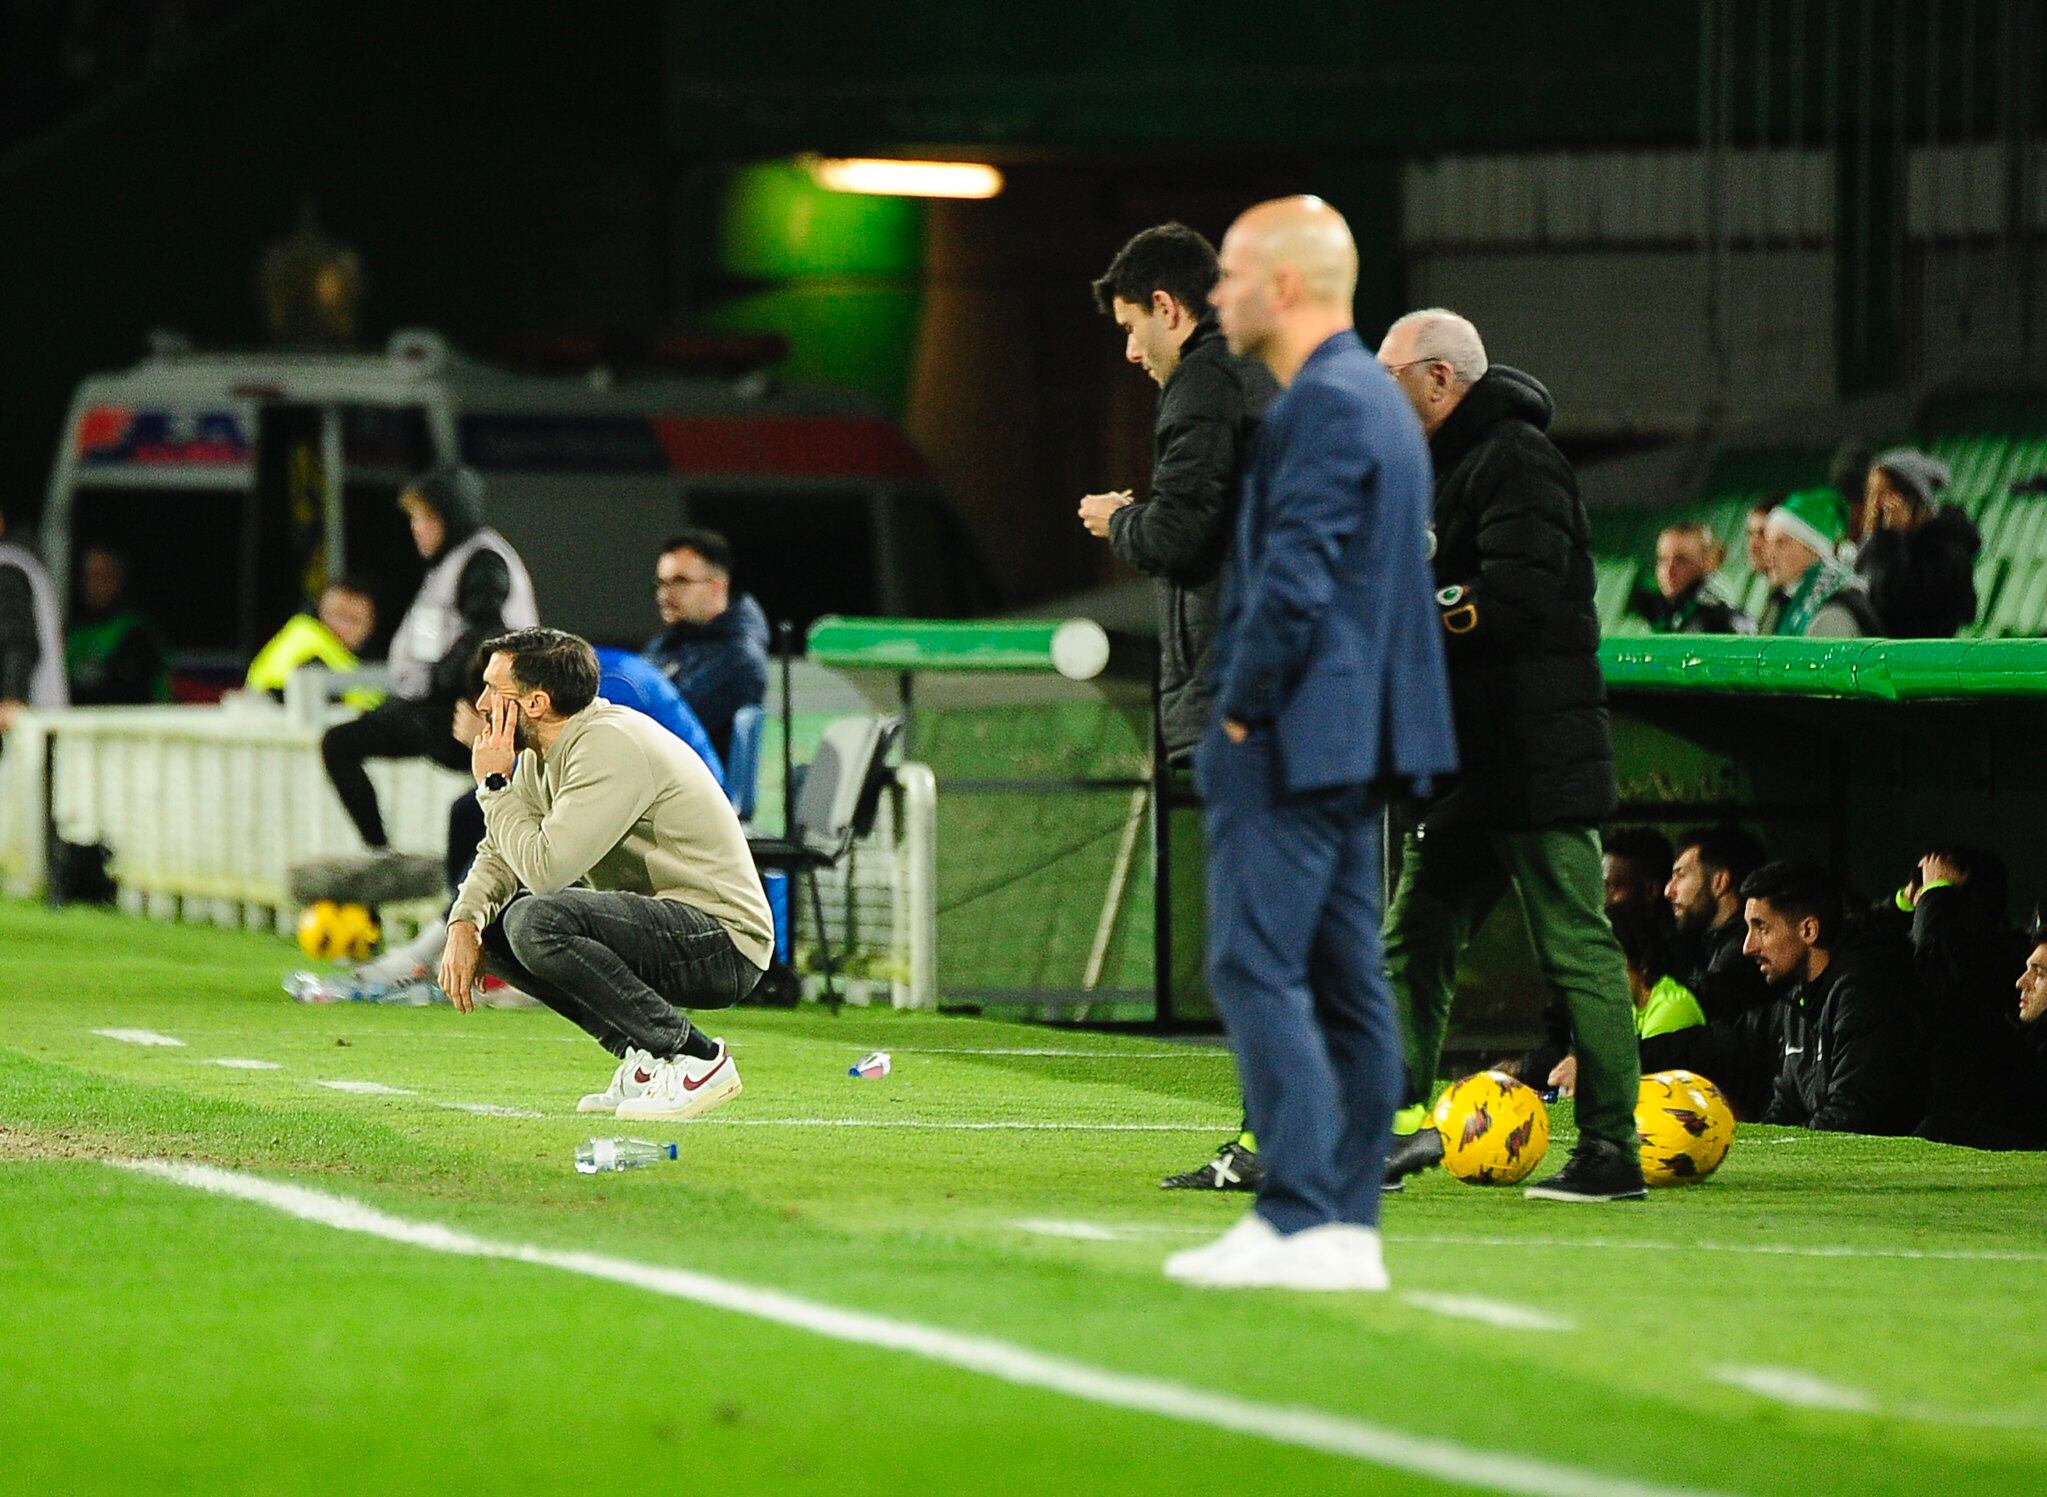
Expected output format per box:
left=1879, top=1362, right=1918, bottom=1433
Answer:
left=439, top=627, right=772, bottom=1119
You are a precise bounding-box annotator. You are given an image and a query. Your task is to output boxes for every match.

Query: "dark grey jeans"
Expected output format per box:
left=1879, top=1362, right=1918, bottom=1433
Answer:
left=481, top=888, right=764, bottom=1058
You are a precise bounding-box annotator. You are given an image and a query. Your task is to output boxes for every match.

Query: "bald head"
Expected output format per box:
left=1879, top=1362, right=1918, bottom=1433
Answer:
left=1231, top=197, right=1359, bottom=306
left=1211, top=196, right=1359, bottom=381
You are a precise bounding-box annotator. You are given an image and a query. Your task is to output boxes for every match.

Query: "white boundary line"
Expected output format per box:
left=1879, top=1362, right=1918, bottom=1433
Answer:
left=108, top=1157, right=1739, bottom=1497
left=680, top=1118, right=1233, bottom=1132
left=1398, top=1293, right=1576, bottom=1333
left=92, top=1028, right=185, bottom=1047
left=1013, top=1219, right=2047, bottom=1267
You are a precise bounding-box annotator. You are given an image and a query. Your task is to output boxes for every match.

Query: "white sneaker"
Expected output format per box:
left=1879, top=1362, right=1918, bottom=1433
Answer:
left=615, top=1040, right=742, bottom=1121
left=1163, top=1213, right=1281, bottom=1284
left=353, top=916, right=448, bottom=986
left=577, top=1047, right=662, bottom=1114
left=1176, top=1223, right=1391, bottom=1292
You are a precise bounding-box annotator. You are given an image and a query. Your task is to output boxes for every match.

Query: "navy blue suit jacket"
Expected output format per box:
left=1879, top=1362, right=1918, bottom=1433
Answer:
left=1202, top=330, right=1458, bottom=797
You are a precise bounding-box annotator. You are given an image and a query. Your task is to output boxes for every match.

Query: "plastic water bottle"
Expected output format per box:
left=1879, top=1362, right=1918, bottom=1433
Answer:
left=574, top=1138, right=678, bottom=1174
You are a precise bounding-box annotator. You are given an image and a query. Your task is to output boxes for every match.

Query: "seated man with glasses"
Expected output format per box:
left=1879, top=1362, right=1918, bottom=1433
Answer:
left=642, top=528, right=770, bottom=765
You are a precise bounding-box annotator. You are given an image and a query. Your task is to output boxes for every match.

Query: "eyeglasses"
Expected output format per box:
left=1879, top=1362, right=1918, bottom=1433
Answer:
left=1383, top=357, right=1447, bottom=378
left=654, top=575, right=717, bottom=594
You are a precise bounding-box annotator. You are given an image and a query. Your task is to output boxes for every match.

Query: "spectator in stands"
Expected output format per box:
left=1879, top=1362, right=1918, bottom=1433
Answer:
left=1080, top=222, right=1277, bottom=770
left=1831, top=438, right=1875, bottom=545
left=1377, top=308, right=1644, bottom=1202
left=1546, top=901, right=1706, bottom=1097
left=1080, top=223, right=1280, bottom=1197
left=1744, top=500, right=1776, bottom=575
left=0, top=501, right=66, bottom=735
left=1664, top=824, right=1772, bottom=1020
left=643, top=529, right=768, bottom=766
left=320, top=464, right=537, bottom=852
left=245, top=576, right=379, bottom=699
left=1756, top=489, right=1879, bottom=638
left=1743, top=860, right=1923, bottom=1134
left=1856, top=449, right=1981, bottom=638
left=1643, top=521, right=1755, bottom=634
left=66, top=543, right=168, bottom=704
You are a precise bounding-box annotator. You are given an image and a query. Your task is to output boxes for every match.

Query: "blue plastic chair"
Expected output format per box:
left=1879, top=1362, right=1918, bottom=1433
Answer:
left=725, top=704, right=764, bottom=823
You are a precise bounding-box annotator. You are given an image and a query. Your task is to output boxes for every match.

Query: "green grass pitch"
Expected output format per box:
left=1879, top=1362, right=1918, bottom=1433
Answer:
left=2, top=900, right=2044, bottom=1496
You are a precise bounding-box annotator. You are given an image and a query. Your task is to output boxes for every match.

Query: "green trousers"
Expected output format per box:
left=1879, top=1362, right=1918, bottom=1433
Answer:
left=1383, top=823, right=1641, bottom=1149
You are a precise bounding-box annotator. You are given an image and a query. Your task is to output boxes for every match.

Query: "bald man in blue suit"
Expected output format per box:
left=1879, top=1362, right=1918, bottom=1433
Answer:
left=1164, top=198, right=1457, bottom=1292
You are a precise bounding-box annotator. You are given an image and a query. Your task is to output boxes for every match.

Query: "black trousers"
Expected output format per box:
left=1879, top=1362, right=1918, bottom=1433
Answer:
left=321, top=697, right=469, bottom=849
left=480, top=889, right=764, bottom=1058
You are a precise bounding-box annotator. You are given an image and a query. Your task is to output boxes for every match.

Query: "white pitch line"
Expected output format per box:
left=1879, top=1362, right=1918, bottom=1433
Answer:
left=1711, top=1366, right=1875, bottom=1413
left=109, top=1158, right=1740, bottom=1497
left=209, top=1058, right=283, bottom=1071
left=439, top=1102, right=545, bottom=1119
left=91, top=1028, right=185, bottom=1047
left=1015, top=1218, right=1126, bottom=1241
left=1399, top=1293, right=1576, bottom=1333
left=1384, top=1230, right=2047, bottom=1266
left=315, top=1080, right=415, bottom=1096
left=679, top=1118, right=1234, bottom=1133
left=879, top=1047, right=1233, bottom=1060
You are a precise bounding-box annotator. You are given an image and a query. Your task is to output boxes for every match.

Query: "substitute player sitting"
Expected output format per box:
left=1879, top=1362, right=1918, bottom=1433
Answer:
left=438, top=627, right=772, bottom=1119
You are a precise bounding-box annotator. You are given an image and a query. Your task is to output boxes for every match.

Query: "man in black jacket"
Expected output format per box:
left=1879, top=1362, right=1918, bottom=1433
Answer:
left=1081, top=223, right=1277, bottom=1195
left=1081, top=223, right=1277, bottom=762
left=1637, top=825, right=1782, bottom=1117
left=1375, top=309, right=1645, bottom=1202
left=1743, top=861, right=1924, bottom=1134
left=1855, top=449, right=1980, bottom=638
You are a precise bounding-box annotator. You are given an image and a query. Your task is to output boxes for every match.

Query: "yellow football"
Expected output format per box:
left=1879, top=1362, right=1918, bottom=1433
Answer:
left=1431, top=1070, right=1551, bottom=1185
left=1635, top=1069, right=1736, bottom=1186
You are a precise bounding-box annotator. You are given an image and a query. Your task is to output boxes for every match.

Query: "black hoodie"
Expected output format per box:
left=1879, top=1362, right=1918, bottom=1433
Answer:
left=1420, top=366, right=1615, bottom=831
left=1855, top=503, right=1981, bottom=638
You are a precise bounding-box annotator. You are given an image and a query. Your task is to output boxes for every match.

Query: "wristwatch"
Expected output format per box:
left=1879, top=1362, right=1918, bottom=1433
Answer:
left=481, top=771, right=510, bottom=795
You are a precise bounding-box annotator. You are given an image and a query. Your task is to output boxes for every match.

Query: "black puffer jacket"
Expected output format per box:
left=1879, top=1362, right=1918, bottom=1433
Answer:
left=1108, top=316, right=1276, bottom=760
left=1420, top=367, right=1614, bottom=830
left=1856, top=504, right=1981, bottom=638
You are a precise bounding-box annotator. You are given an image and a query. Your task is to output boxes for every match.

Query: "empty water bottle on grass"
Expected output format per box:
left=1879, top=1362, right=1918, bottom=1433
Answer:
left=574, top=1138, right=678, bottom=1174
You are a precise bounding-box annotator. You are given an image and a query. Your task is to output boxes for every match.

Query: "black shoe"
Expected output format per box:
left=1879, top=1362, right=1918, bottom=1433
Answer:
left=1384, top=1126, right=1444, bottom=1184
left=1523, top=1135, right=1648, bottom=1202
left=1161, top=1139, right=1264, bottom=1192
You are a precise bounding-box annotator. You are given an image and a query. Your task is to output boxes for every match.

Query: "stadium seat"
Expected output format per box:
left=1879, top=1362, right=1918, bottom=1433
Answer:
left=748, top=714, right=903, bottom=1006
left=1592, top=557, right=1639, bottom=633
left=725, top=704, right=764, bottom=823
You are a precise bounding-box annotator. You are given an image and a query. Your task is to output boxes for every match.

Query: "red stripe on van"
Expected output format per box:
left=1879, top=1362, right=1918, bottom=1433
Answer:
left=650, top=416, right=925, bottom=479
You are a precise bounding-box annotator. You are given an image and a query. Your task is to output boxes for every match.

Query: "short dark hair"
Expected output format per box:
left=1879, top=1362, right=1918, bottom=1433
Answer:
left=325, top=572, right=377, bottom=600
left=482, top=627, right=600, bottom=716
left=1925, top=845, right=2010, bottom=923
left=1091, top=223, right=1220, bottom=319
left=1740, top=861, right=1844, bottom=950
left=660, top=528, right=733, bottom=578
left=1676, top=824, right=1767, bottom=892
left=1604, top=826, right=1674, bottom=889
left=1609, top=901, right=1677, bottom=987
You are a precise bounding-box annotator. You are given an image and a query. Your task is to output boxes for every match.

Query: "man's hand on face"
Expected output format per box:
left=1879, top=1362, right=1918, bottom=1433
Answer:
left=1078, top=490, right=1134, bottom=538
left=472, top=697, right=518, bottom=785
left=439, top=920, right=483, bottom=1014
left=1919, top=852, right=1968, bottom=891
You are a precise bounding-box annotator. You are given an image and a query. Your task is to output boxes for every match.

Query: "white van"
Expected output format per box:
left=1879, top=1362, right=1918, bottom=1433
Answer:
left=41, top=330, right=995, bottom=686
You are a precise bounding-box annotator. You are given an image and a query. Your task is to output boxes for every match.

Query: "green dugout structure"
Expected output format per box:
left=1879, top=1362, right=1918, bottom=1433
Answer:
left=809, top=619, right=2047, bottom=1040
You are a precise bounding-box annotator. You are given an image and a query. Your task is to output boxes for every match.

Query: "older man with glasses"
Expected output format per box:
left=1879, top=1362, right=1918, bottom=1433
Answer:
left=641, top=528, right=770, bottom=765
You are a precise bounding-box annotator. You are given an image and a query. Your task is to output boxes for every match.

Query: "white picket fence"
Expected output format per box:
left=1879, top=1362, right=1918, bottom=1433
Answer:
left=0, top=701, right=938, bottom=1009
